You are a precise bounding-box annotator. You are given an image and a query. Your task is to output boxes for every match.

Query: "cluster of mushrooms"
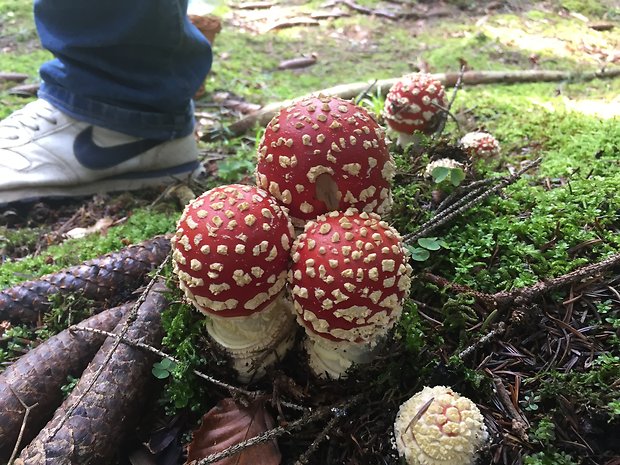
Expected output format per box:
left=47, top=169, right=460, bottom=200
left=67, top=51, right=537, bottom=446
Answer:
left=171, top=74, right=490, bottom=465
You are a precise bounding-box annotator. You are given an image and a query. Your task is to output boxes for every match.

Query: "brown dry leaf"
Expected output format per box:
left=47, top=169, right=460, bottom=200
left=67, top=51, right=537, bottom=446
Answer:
left=64, top=217, right=114, bottom=239
left=186, top=398, right=281, bottom=465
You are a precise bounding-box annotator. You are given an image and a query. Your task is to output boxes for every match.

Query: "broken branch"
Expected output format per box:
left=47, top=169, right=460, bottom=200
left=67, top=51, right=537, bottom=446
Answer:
left=220, top=68, right=620, bottom=139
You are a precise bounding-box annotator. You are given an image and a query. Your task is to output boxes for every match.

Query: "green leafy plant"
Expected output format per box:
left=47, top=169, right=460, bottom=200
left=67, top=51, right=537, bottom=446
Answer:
left=523, top=451, right=578, bottom=465
left=406, top=237, right=450, bottom=262
left=431, top=166, right=466, bottom=187
left=152, top=357, right=178, bottom=379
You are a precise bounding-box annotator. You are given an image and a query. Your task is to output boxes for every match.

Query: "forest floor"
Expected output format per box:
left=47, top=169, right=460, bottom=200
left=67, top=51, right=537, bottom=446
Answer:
left=1, top=0, right=620, bottom=464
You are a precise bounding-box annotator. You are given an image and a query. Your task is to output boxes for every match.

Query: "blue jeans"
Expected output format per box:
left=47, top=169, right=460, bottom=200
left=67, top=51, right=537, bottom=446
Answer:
left=34, top=0, right=213, bottom=139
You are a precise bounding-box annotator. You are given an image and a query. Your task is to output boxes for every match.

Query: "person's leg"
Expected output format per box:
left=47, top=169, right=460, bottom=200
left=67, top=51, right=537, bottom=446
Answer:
left=0, top=0, right=212, bottom=205
left=35, top=0, right=212, bottom=139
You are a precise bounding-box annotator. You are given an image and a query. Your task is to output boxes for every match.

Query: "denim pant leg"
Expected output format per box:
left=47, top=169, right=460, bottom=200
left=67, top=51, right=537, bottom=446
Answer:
left=34, top=0, right=212, bottom=139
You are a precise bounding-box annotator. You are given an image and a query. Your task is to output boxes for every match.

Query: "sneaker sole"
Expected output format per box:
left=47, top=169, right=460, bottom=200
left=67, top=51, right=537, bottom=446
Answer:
left=0, top=161, right=203, bottom=206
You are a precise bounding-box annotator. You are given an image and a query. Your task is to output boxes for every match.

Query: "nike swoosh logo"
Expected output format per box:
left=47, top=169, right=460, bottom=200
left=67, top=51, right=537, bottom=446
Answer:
left=73, top=126, right=162, bottom=170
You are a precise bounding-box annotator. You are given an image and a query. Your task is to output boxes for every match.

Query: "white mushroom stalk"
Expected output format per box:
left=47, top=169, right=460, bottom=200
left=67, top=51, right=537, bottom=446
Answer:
left=288, top=209, right=412, bottom=379
left=394, top=385, right=489, bottom=465
left=171, top=184, right=297, bottom=382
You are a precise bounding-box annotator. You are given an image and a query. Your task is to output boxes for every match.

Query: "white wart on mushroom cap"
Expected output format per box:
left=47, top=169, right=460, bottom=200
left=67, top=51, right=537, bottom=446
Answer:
left=394, top=385, right=489, bottom=465
left=255, top=95, right=394, bottom=226
left=171, top=184, right=295, bottom=318
left=382, top=73, right=447, bottom=138
left=288, top=209, right=412, bottom=343
left=458, top=131, right=501, bottom=158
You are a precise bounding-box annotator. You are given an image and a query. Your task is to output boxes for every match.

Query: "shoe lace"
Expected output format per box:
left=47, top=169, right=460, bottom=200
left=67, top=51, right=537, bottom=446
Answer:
left=0, top=101, right=58, bottom=140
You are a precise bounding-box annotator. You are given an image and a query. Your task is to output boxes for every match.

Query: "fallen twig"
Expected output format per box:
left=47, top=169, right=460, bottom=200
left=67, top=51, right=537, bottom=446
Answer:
left=419, top=251, right=620, bottom=313
left=0, top=72, right=29, bottom=83
left=72, top=325, right=258, bottom=398
left=404, top=158, right=541, bottom=243
left=7, top=388, right=37, bottom=465
left=336, top=0, right=398, bottom=19
left=219, top=68, right=620, bottom=138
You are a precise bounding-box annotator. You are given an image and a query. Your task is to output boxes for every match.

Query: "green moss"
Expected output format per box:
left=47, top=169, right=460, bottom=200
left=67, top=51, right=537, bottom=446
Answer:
left=0, top=208, right=177, bottom=287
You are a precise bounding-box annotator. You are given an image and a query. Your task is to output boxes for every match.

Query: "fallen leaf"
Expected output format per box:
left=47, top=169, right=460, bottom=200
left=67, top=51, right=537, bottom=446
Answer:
left=64, top=217, right=114, bottom=239
left=186, top=398, right=281, bottom=465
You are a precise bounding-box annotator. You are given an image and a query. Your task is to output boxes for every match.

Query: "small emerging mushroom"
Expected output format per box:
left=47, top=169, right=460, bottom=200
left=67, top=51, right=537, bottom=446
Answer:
left=394, top=385, right=489, bottom=465
left=255, top=94, right=394, bottom=227
left=424, top=158, right=465, bottom=178
left=458, top=131, right=501, bottom=158
left=382, top=73, right=447, bottom=147
left=288, top=209, right=412, bottom=379
left=171, top=184, right=297, bottom=382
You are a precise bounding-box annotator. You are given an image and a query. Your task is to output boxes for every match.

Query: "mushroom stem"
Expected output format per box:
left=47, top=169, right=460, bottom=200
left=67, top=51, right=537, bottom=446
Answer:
left=304, top=334, right=381, bottom=380
left=395, top=131, right=424, bottom=149
left=206, top=293, right=297, bottom=383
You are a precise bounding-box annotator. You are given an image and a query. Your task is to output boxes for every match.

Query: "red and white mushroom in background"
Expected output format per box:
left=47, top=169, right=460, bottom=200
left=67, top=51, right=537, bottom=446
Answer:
left=171, top=184, right=296, bottom=382
left=393, top=385, right=489, bottom=465
left=382, top=73, right=447, bottom=147
left=458, top=131, right=501, bottom=158
left=288, top=208, right=412, bottom=379
left=255, top=95, right=395, bottom=228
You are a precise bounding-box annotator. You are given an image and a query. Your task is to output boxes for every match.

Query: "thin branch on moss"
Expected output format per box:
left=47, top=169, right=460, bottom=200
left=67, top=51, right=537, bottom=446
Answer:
left=420, top=251, right=620, bottom=313
left=436, top=177, right=500, bottom=214
left=434, top=64, right=465, bottom=138
left=71, top=325, right=259, bottom=399
left=294, top=413, right=342, bottom=465
left=457, top=322, right=506, bottom=360
left=404, top=158, right=541, bottom=243
left=7, top=387, right=37, bottom=465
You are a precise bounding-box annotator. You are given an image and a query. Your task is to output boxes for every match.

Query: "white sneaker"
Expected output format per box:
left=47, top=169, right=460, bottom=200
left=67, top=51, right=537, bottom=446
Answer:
left=0, top=99, right=203, bottom=205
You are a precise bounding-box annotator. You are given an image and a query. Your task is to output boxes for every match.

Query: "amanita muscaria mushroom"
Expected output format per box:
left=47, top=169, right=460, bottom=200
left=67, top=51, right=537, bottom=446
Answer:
left=382, top=73, right=447, bottom=146
left=255, top=95, right=394, bottom=227
left=171, top=184, right=297, bottom=382
left=288, top=209, right=412, bottom=379
left=458, top=131, right=501, bottom=158
left=393, top=385, right=488, bottom=465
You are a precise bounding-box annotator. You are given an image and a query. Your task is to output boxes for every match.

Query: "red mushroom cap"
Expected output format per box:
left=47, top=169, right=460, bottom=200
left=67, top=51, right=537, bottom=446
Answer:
left=382, top=73, right=447, bottom=136
left=171, top=184, right=294, bottom=318
left=458, top=131, right=501, bottom=158
left=255, top=95, right=394, bottom=225
left=288, top=209, right=412, bottom=343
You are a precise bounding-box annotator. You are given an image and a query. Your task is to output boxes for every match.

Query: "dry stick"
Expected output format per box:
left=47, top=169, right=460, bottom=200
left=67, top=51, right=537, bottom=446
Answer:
left=421, top=251, right=620, bottom=313
left=7, top=388, right=37, bottom=465
left=436, top=177, right=499, bottom=214
left=433, top=65, right=466, bottom=138
left=42, top=255, right=170, bottom=443
left=188, top=394, right=364, bottom=465
left=495, top=251, right=620, bottom=307
left=492, top=377, right=529, bottom=441
left=457, top=322, right=506, bottom=360
left=72, top=326, right=257, bottom=398
left=294, top=413, right=342, bottom=465
left=221, top=68, right=620, bottom=138
left=404, top=158, right=542, bottom=243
